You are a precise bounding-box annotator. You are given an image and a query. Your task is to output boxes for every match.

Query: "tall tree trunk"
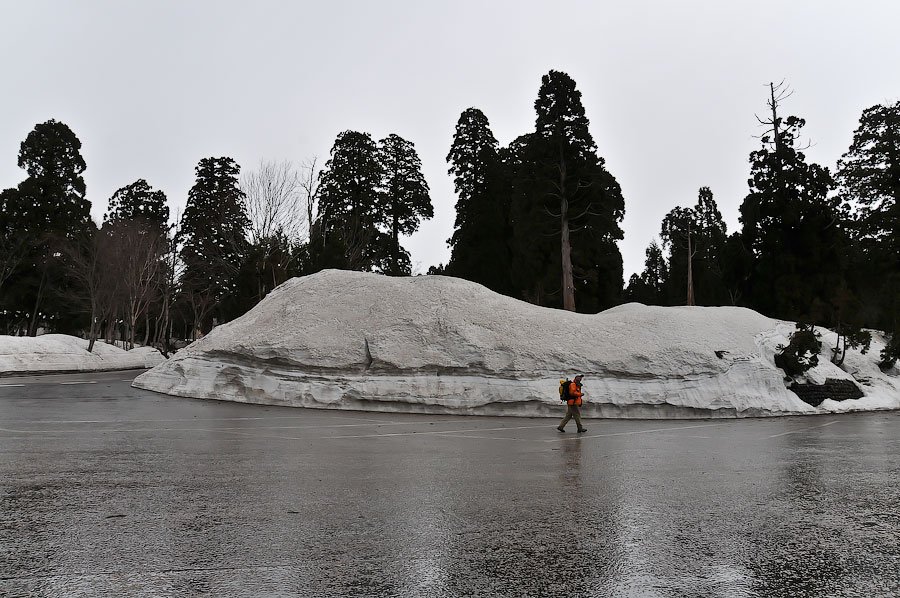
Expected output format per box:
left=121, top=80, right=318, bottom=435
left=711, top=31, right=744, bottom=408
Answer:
left=87, top=301, right=99, bottom=353
left=392, top=210, right=400, bottom=275
left=561, top=211, right=575, bottom=311
left=160, top=292, right=171, bottom=353
left=191, top=300, right=201, bottom=341
left=559, top=147, right=575, bottom=311
left=686, top=223, right=695, bottom=306
left=153, top=313, right=163, bottom=348
left=28, top=267, right=47, bottom=336
left=769, top=81, right=783, bottom=308
left=770, top=82, right=781, bottom=155
left=128, top=297, right=137, bottom=350
left=142, top=311, right=150, bottom=346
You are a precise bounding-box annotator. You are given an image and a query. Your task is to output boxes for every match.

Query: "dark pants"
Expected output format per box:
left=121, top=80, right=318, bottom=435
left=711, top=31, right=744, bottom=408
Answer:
left=558, top=404, right=584, bottom=431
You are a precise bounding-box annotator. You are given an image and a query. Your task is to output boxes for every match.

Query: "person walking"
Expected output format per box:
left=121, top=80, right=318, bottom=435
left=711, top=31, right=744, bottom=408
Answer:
left=557, top=374, right=587, bottom=433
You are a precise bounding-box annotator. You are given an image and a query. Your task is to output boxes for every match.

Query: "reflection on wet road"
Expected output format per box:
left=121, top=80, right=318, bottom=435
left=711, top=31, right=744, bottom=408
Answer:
left=1, top=370, right=898, bottom=597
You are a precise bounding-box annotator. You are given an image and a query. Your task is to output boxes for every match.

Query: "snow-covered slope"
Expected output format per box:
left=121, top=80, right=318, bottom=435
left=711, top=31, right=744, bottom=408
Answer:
left=133, top=270, right=900, bottom=418
left=0, top=334, right=165, bottom=375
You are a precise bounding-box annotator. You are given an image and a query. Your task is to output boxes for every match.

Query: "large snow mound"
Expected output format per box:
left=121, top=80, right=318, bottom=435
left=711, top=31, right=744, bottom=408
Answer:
left=133, top=270, right=900, bottom=418
left=0, top=334, right=165, bottom=375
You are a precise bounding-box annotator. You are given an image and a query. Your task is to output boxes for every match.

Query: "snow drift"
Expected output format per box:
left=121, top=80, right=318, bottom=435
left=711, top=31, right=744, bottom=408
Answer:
left=0, top=334, right=165, bottom=375
left=133, top=270, right=900, bottom=418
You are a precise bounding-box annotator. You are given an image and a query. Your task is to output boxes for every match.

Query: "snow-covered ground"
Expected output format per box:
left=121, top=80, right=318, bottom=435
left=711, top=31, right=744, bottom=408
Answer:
left=133, top=270, right=900, bottom=418
left=0, top=334, right=165, bottom=375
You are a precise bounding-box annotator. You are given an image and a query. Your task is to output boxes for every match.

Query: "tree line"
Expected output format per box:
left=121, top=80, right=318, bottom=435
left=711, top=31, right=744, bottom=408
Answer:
left=439, top=76, right=897, bottom=367
left=618, top=82, right=899, bottom=367
left=439, top=70, right=625, bottom=313
left=0, top=124, right=434, bottom=353
left=0, top=72, right=897, bottom=366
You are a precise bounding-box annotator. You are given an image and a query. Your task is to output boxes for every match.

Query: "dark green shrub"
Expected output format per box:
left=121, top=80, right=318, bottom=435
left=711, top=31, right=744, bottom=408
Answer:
left=775, top=323, right=823, bottom=377
left=880, top=333, right=900, bottom=371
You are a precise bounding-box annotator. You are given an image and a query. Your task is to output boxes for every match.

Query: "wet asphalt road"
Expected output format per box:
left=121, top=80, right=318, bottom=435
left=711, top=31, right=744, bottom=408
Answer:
left=0, top=370, right=898, bottom=598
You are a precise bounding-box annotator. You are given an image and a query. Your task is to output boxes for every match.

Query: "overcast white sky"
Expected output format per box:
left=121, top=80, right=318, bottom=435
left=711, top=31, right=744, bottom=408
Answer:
left=2, top=1, right=899, bottom=278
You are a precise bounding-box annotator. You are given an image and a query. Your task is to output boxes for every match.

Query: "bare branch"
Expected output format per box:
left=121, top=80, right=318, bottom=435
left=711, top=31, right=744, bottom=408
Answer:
left=240, top=160, right=308, bottom=246
left=299, top=156, right=321, bottom=241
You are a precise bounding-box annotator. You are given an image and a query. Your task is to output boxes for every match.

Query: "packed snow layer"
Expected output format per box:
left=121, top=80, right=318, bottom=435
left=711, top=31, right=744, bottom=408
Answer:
left=0, top=334, right=165, bottom=375
left=133, top=270, right=900, bottom=418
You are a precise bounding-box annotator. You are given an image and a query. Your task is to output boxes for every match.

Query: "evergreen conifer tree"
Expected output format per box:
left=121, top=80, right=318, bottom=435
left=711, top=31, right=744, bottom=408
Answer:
left=16, top=120, right=91, bottom=239
left=835, top=101, right=900, bottom=335
left=739, top=83, right=844, bottom=322
left=660, top=187, right=728, bottom=305
left=624, top=241, right=668, bottom=304
left=314, top=131, right=383, bottom=272
left=510, top=71, right=624, bottom=311
left=507, top=132, right=557, bottom=305
left=376, top=134, right=433, bottom=275
left=4, top=120, right=92, bottom=334
left=445, top=108, right=511, bottom=293
left=104, top=179, right=170, bottom=235
left=178, top=157, right=249, bottom=334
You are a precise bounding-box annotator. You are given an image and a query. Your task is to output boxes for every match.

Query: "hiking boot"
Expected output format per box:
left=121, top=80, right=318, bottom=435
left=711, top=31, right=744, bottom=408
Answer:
left=556, top=427, right=565, bottom=433
left=577, top=428, right=587, bottom=433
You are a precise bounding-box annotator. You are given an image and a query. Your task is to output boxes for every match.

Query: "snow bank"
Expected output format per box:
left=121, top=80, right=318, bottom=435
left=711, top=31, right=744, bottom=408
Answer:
left=800, top=326, right=900, bottom=413
left=133, top=270, right=900, bottom=418
left=0, top=334, right=165, bottom=375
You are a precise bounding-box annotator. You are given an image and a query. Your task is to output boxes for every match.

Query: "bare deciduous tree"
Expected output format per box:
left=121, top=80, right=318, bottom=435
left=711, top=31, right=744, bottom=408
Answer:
left=111, top=221, right=166, bottom=350
left=63, top=229, right=122, bottom=352
left=153, top=216, right=182, bottom=355
left=241, top=160, right=307, bottom=245
left=299, top=156, right=321, bottom=241
left=181, top=279, right=217, bottom=341
left=241, top=159, right=319, bottom=301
